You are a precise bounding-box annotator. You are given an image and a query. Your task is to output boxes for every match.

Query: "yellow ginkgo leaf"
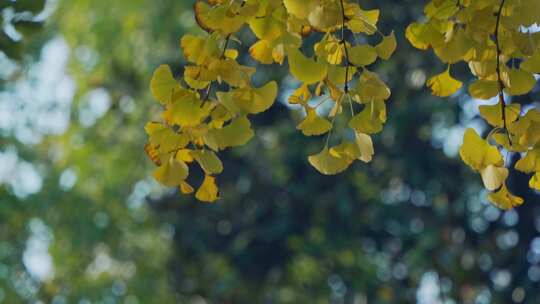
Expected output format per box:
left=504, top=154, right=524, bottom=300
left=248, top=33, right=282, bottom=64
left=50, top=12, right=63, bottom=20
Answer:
left=204, top=116, right=254, bottom=151
left=469, top=80, right=499, bottom=100
left=529, top=172, right=540, bottom=190
left=307, top=4, right=341, bottom=31
left=427, top=69, right=462, bottom=97
left=355, top=132, right=374, bottom=163
left=153, top=157, right=189, bottom=187
left=190, top=149, right=223, bottom=175
left=502, top=69, right=536, bottom=96
left=348, top=44, right=378, bottom=66
left=145, top=122, right=189, bottom=153
left=478, top=102, right=521, bottom=128
left=287, top=48, right=328, bottom=85
left=480, top=164, right=508, bottom=191
left=375, top=31, right=397, bottom=60
left=308, top=147, right=353, bottom=175
left=327, top=65, right=357, bottom=85
left=248, top=14, right=284, bottom=43
left=521, top=52, right=540, bottom=74
left=329, top=133, right=374, bottom=163
left=297, top=108, right=332, bottom=136
left=195, top=175, right=219, bottom=203
left=163, top=92, right=211, bottom=127
left=180, top=34, right=219, bottom=65
left=314, top=38, right=344, bottom=65
left=487, top=184, right=524, bottom=210
left=249, top=40, right=274, bottom=64
left=515, top=149, right=540, bottom=173
left=348, top=101, right=386, bottom=134
left=234, top=81, right=278, bottom=114
left=283, top=0, right=316, bottom=19
left=150, top=65, right=182, bottom=104
left=347, top=6, right=379, bottom=35
left=459, top=128, right=503, bottom=171
left=354, top=70, right=391, bottom=102
left=179, top=181, right=194, bottom=194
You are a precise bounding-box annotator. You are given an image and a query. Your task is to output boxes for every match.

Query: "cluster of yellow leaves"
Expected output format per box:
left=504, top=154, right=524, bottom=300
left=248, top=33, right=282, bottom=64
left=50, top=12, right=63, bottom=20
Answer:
left=408, top=0, right=540, bottom=209
left=146, top=15, right=277, bottom=202
left=146, top=0, right=396, bottom=203
left=247, top=0, right=395, bottom=175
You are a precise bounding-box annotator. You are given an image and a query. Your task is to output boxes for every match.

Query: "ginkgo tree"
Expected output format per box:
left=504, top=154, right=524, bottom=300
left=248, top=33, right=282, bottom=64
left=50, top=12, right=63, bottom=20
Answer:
left=146, top=0, right=539, bottom=208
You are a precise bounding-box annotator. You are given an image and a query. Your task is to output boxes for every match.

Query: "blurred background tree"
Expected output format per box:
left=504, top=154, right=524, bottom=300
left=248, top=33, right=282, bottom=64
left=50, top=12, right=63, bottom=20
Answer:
left=0, top=0, right=539, bottom=303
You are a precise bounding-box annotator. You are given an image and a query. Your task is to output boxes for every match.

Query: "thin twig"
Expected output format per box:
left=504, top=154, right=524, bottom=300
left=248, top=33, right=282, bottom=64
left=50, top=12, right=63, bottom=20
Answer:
left=339, top=0, right=351, bottom=93
left=494, top=0, right=511, bottom=146
left=201, top=34, right=232, bottom=105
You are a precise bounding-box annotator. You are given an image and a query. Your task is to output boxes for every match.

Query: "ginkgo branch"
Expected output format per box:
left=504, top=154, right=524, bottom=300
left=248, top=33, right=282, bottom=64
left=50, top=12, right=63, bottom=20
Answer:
left=494, top=0, right=511, bottom=146
left=201, top=34, right=232, bottom=104
left=339, top=0, right=351, bottom=94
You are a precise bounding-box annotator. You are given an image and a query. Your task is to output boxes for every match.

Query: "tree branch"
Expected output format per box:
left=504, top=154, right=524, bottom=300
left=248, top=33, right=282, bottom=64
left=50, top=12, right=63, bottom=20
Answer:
left=339, top=0, right=351, bottom=94
left=494, top=0, right=511, bottom=146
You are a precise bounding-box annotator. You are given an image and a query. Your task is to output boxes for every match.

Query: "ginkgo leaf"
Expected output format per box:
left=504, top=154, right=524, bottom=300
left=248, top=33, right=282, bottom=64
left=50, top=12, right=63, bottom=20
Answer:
left=521, top=52, right=540, bottom=74
left=179, top=181, right=194, bottom=194
left=153, top=157, right=189, bottom=187
left=354, top=70, right=391, bottom=102
left=469, top=80, right=499, bottom=100
left=145, top=122, right=189, bottom=153
left=478, top=103, right=521, bottom=128
left=308, top=147, right=352, bottom=175
left=204, top=116, right=254, bottom=151
left=375, top=31, right=397, bottom=60
left=248, top=14, right=283, bottom=43
left=287, top=48, right=328, bottom=85
left=502, top=69, right=536, bottom=96
left=314, top=38, right=344, bottom=65
left=190, top=149, right=223, bottom=175
left=249, top=40, right=274, bottom=64
left=348, top=44, right=378, bottom=66
left=530, top=172, right=540, bottom=190
left=515, top=149, right=540, bottom=173
left=468, top=61, right=496, bottom=78
left=427, top=69, right=462, bottom=97
left=406, top=22, right=445, bottom=50
left=234, top=81, right=278, bottom=114
left=329, top=133, right=374, bottom=164
left=163, top=92, right=211, bottom=127
left=459, top=128, right=503, bottom=171
left=347, top=6, right=379, bottom=35
left=307, top=4, right=340, bottom=31
left=348, top=101, right=386, bottom=134
left=194, top=1, right=256, bottom=34
left=297, top=108, right=332, bottom=136
left=355, top=132, right=374, bottom=163
left=180, top=34, right=218, bottom=65
left=283, top=0, right=316, bottom=19
left=480, top=164, right=508, bottom=191
left=150, top=65, right=181, bottom=104
left=195, top=175, right=219, bottom=202
left=487, top=184, right=524, bottom=210
left=433, top=29, right=472, bottom=64
left=327, top=65, right=357, bottom=85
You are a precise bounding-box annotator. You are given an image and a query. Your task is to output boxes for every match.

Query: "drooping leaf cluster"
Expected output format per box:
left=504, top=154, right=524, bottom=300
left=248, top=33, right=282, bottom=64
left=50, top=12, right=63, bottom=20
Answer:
left=147, top=0, right=396, bottom=202
left=406, top=0, right=540, bottom=209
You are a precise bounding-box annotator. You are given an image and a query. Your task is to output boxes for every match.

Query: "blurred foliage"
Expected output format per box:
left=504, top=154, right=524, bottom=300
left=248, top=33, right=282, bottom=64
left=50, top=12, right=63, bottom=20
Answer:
left=0, top=0, right=539, bottom=304
left=0, top=0, right=46, bottom=60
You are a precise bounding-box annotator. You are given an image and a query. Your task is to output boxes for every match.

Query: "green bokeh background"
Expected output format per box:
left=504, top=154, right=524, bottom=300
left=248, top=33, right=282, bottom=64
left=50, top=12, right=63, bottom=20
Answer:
left=1, top=0, right=539, bottom=303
